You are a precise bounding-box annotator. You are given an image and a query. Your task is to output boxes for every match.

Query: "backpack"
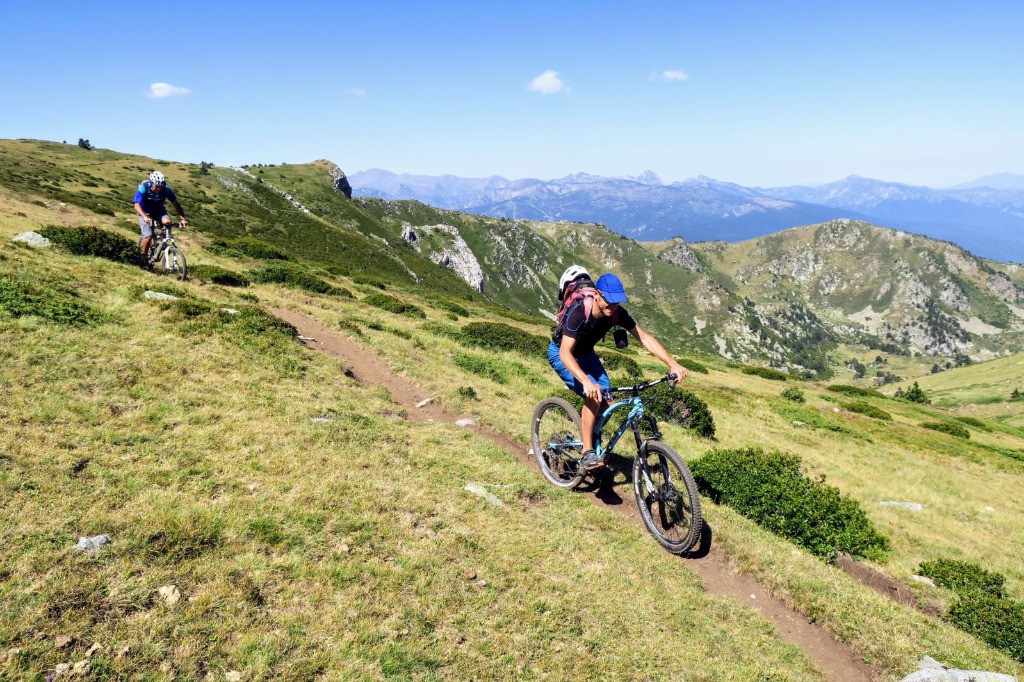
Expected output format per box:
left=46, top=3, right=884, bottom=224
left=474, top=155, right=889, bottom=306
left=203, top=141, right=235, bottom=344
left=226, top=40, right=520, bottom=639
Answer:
left=555, top=276, right=597, bottom=328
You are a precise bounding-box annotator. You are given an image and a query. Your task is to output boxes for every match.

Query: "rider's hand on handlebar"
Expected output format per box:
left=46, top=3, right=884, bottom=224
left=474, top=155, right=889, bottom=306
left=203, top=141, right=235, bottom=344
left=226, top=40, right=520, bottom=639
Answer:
left=583, top=379, right=603, bottom=403
left=179, top=218, right=189, bottom=228
left=667, top=362, right=687, bottom=388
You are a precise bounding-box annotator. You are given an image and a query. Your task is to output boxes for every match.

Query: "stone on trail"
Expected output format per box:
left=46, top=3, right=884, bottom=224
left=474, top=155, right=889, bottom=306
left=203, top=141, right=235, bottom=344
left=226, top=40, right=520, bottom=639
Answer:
left=455, top=418, right=475, bottom=427
left=157, top=585, right=181, bottom=606
left=909, top=575, right=936, bottom=587
left=415, top=397, right=434, bottom=408
left=465, top=483, right=505, bottom=508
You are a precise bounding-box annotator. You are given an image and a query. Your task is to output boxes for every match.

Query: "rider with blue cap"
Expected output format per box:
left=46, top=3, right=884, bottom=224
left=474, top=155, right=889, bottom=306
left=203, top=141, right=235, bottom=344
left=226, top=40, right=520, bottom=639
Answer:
left=549, top=271, right=687, bottom=470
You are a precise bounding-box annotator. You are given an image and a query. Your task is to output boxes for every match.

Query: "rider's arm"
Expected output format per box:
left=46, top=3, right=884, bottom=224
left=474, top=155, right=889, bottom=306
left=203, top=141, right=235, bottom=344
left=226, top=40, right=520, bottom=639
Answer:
left=630, top=324, right=687, bottom=380
left=171, top=199, right=187, bottom=224
left=134, top=201, right=149, bottom=220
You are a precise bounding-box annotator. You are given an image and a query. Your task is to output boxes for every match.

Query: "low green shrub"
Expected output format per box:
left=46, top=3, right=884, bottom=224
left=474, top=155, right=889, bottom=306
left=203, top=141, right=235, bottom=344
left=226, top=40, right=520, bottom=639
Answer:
left=921, top=421, right=970, bottom=439
left=457, top=386, right=478, bottom=400
left=363, top=293, right=426, bottom=318
left=895, top=381, right=930, bottom=404
left=828, top=384, right=884, bottom=399
left=955, top=416, right=989, bottom=431
left=420, top=321, right=462, bottom=340
left=0, top=273, right=102, bottom=325
left=452, top=353, right=507, bottom=384
left=37, top=225, right=143, bottom=266
left=918, top=559, right=1005, bottom=598
left=742, top=365, right=790, bottom=381
left=781, top=387, right=805, bottom=403
left=426, top=297, right=471, bottom=318
left=601, top=352, right=642, bottom=380
left=248, top=263, right=338, bottom=295
left=948, top=593, right=1024, bottom=662
left=642, top=385, right=716, bottom=438
left=352, top=275, right=388, bottom=289
left=777, top=405, right=856, bottom=435
left=460, top=321, right=549, bottom=356
left=844, top=401, right=893, bottom=421
left=187, top=264, right=250, bottom=287
left=679, top=358, right=709, bottom=375
left=691, top=447, right=890, bottom=560
left=211, top=236, right=288, bottom=261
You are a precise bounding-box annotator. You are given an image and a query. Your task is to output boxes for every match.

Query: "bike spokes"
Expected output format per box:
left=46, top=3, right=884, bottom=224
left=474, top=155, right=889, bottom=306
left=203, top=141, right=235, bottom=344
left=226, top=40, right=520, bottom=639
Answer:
left=531, top=398, right=585, bottom=489
left=633, top=443, right=702, bottom=553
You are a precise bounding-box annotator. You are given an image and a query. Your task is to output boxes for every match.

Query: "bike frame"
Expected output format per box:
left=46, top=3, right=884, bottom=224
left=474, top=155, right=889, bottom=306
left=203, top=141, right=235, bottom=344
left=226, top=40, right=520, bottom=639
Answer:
left=592, top=395, right=661, bottom=459
left=150, top=224, right=179, bottom=266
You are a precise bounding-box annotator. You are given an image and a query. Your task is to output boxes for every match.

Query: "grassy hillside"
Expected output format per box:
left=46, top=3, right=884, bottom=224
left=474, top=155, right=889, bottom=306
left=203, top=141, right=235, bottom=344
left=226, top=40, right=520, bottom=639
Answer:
left=2, top=140, right=1023, bottom=678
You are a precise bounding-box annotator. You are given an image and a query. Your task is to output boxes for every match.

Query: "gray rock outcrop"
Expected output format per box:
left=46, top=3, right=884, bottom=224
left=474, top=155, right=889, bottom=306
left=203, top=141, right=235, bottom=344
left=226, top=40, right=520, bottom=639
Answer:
left=328, top=163, right=353, bottom=199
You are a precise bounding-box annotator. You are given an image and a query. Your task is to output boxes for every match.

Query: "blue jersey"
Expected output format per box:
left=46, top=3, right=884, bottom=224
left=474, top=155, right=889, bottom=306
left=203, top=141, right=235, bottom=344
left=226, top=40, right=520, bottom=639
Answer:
left=134, top=181, right=178, bottom=214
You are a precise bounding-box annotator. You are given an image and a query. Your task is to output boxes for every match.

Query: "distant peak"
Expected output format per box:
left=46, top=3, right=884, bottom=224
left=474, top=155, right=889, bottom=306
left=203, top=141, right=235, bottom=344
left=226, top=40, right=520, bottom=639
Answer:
left=629, top=170, right=663, bottom=185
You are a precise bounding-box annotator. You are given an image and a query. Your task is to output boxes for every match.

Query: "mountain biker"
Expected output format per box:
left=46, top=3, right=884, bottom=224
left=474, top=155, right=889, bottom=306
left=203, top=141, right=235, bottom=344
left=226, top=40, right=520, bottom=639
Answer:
left=549, top=271, right=687, bottom=470
left=135, top=171, right=188, bottom=257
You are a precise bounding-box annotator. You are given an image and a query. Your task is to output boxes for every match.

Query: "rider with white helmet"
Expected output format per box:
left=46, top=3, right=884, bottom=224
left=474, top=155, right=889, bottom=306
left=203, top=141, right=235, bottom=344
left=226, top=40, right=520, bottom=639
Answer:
left=134, top=170, right=188, bottom=257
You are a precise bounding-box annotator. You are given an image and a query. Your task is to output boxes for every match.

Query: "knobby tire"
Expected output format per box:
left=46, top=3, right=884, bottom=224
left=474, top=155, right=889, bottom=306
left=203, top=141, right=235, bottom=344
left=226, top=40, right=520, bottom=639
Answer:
left=633, top=440, right=702, bottom=553
left=531, top=397, right=585, bottom=489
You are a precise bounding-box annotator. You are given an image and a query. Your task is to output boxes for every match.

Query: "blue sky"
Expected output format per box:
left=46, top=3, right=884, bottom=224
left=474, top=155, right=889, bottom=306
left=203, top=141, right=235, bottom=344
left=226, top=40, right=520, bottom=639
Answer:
left=1, top=1, right=1021, bottom=187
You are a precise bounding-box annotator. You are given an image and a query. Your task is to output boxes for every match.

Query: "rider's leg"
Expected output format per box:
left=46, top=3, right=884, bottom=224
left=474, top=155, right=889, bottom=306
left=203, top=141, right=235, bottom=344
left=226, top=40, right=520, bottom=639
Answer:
left=581, top=396, right=601, bottom=452
left=138, top=215, right=154, bottom=256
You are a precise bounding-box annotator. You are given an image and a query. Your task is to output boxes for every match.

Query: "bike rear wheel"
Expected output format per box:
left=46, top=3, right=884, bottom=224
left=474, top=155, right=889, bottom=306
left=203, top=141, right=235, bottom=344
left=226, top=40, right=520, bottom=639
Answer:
left=531, top=397, right=585, bottom=489
left=163, top=247, right=187, bottom=280
left=633, top=440, right=702, bottom=553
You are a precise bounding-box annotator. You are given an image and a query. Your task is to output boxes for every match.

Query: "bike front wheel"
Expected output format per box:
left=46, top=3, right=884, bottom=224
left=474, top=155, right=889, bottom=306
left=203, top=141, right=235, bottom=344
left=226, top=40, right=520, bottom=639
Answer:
left=163, top=247, right=187, bottom=280
left=531, top=397, right=585, bottom=489
left=633, top=440, right=702, bottom=553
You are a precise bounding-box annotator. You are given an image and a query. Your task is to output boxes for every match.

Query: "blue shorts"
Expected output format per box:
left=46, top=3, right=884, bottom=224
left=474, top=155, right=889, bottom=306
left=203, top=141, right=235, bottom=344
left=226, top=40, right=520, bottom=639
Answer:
left=548, top=340, right=610, bottom=397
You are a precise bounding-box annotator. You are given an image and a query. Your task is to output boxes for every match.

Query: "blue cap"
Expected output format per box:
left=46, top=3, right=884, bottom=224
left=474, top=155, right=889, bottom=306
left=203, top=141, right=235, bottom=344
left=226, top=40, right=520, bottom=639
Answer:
left=595, top=273, right=628, bottom=304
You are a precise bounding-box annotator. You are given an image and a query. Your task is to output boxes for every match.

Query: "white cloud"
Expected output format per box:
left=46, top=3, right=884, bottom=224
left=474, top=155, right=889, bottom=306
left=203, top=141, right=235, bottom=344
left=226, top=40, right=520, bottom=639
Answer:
left=147, top=82, right=191, bottom=98
left=346, top=87, right=366, bottom=97
left=661, top=70, right=689, bottom=82
left=529, top=70, right=566, bottom=95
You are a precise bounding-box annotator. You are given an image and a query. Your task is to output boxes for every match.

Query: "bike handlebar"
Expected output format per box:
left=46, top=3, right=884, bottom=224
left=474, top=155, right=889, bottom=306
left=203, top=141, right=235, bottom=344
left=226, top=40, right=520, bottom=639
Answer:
left=603, top=373, right=677, bottom=402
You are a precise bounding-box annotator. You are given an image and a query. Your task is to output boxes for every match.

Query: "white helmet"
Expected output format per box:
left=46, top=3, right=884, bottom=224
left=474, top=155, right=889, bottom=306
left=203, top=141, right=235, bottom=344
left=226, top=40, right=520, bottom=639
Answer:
left=558, top=264, right=590, bottom=300
left=149, top=171, right=166, bottom=186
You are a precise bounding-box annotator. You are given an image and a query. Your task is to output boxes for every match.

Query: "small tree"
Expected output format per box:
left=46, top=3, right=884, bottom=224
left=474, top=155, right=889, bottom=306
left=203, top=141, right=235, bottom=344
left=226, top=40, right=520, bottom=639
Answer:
left=902, top=381, right=930, bottom=404
left=77, top=138, right=93, bottom=150
left=199, top=161, right=214, bottom=175
left=1012, top=388, right=1022, bottom=401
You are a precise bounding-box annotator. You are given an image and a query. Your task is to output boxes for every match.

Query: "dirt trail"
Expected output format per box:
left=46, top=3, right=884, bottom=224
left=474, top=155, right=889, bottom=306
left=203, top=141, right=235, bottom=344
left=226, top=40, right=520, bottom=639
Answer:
left=274, top=307, right=877, bottom=681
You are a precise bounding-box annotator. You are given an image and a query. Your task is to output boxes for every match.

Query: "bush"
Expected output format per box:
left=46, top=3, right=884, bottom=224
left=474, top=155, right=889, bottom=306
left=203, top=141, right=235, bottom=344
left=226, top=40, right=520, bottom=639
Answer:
left=211, top=237, right=288, bottom=261
left=844, top=401, right=893, bottom=421
left=828, top=384, right=884, bottom=399
left=352, top=275, right=388, bottom=289
left=457, top=386, right=478, bottom=400
left=420, top=321, right=462, bottom=340
left=679, top=358, right=710, bottom=375
left=0, top=273, right=101, bottom=325
left=37, top=225, right=143, bottom=266
left=691, top=447, right=890, bottom=561
left=187, top=264, right=250, bottom=287
left=781, top=387, right=805, bottom=403
left=643, top=384, right=716, bottom=439
left=452, top=353, right=507, bottom=384
left=742, top=365, right=790, bottom=381
left=426, top=297, right=471, bottom=318
left=601, top=351, right=642, bottom=380
left=918, top=559, right=1005, bottom=598
left=363, top=293, right=426, bottom=318
left=955, top=416, right=989, bottom=431
left=921, top=421, right=970, bottom=439
left=777, top=405, right=855, bottom=435
left=460, top=321, right=549, bottom=356
left=948, top=593, right=1024, bottom=662
left=248, top=263, right=338, bottom=294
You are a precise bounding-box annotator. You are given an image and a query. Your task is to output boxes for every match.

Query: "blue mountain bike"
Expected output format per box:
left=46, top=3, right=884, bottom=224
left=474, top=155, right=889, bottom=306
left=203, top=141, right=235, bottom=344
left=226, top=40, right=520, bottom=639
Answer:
left=531, top=374, right=703, bottom=554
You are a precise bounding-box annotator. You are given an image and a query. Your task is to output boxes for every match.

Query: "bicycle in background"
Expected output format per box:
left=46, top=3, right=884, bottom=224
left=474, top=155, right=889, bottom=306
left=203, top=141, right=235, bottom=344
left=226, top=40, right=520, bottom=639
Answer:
left=142, top=221, right=187, bottom=280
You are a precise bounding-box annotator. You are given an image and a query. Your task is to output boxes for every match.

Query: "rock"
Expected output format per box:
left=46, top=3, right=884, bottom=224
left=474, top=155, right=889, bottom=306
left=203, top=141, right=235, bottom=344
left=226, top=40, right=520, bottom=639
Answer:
left=143, top=291, right=179, bottom=301
left=455, top=418, right=475, bottom=427
left=462, top=570, right=477, bottom=581
left=3, top=648, right=21, bottom=664
left=415, top=398, right=434, bottom=408
left=910, top=575, right=936, bottom=587
left=74, top=535, right=110, bottom=552
left=899, top=655, right=1018, bottom=681
left=220, top=308, right=239, bottom=315
left=880, top=501, right=923, bottom=512
left=465, top=483, right=505, bottom=508
left=54, top=662, right=72, bottom=676
left=327, top=163, right=353, bottom=199
left=12, top=231, right=50, bottom=247
left=475, top=579, right=488, bottom=588
left=225, top=672, right=242, bottom=682
left=157, top=585, right=182, bottom=606
left=71, top=659, right=91, bottom=676
left=55, top=635, right=74, bottom=649
left=297, top=335, right=316, bottom=342
left=309, top=416, right=334, bottom=423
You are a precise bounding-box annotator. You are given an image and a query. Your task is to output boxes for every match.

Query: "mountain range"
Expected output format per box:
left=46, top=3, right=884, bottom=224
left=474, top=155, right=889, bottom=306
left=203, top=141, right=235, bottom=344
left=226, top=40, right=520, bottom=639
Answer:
left=350, top=170, right=1024, bottom=263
